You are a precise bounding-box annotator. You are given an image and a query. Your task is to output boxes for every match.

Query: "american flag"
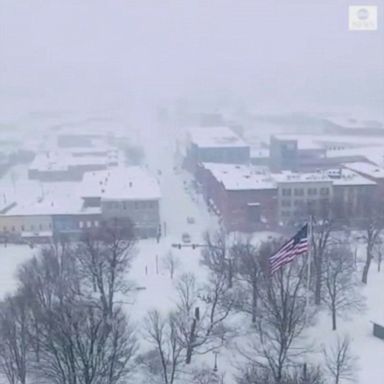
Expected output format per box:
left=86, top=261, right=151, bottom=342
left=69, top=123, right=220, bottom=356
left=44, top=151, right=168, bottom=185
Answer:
left=270, top=224, right=309, bottom=274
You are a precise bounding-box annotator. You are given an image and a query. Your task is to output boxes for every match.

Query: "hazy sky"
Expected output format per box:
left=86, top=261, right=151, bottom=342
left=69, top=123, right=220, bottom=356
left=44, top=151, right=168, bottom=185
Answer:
left=0, top=0, right=383, bottom=117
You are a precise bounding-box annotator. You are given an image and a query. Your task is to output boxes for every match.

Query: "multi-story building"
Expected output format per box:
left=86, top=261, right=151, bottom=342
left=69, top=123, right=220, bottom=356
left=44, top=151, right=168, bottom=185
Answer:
left=274, top=172, right=333, bottom=224
left=81, top=167, right=161, bottom=238
left=185, top=126, right=250, bottom=173
left=28, top=150, right=119, bottom=182
left=328, top=168, right=376, bottom=222
left=343, top=162, right=384, bottom=199
left=196, top=163, right=277, bottom=232
left=270, top=135, right=299, bottom=172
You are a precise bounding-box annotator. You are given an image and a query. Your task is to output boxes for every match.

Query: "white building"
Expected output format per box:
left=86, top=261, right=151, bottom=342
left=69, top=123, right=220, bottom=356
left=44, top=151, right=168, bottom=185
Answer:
left=81, top=167, right=161, bottom=237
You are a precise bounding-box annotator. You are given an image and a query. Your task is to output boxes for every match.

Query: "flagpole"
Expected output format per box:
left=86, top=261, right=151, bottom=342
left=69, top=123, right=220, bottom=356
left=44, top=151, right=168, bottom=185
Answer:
left=305, top=215, right=313, bottom=322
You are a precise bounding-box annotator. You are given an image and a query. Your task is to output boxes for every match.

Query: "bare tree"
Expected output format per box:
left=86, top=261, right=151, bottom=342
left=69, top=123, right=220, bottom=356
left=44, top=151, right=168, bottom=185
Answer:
left=236, top=364, right=325, bottom=384
left=233, top=238, right=277, bottom=323
left=323, top=244, right=364, bottom=331
left=77, top=218, right=136, bottom=317
left=191, top=365, right=224, bottom=384
left=162, top=251, right=180, bottom=279
left=323, top=335, right=357, bottom=384
left=174, top=273, right=234, bottom=365
left=0, top=293, right=30, bottom=384
left=359, top=199, right=384, bottom=284
left=17, top=239, right=137, bottom=384
left=201, top=230, right=233, bottom=288
left=142, top=310, right=184, bottom=384
left=373, top=236, right=384, bottom=272
left=311, top=217, right=335, bottom=305
left=239, top=259, right=310, bottom=384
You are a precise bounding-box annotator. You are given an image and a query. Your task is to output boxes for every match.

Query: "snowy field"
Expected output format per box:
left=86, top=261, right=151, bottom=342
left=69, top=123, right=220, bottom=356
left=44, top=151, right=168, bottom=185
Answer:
left=1, top=232, right=384, bottom=383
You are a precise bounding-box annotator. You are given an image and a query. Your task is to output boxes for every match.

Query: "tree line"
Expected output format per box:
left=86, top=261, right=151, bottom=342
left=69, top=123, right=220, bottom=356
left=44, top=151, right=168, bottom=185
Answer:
left=0, top=212, right=378, bottom=384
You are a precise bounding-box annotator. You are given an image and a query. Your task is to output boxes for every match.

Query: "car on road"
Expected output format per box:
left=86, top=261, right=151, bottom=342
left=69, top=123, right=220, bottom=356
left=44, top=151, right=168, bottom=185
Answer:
left=182, top=232, right=191, bottom=243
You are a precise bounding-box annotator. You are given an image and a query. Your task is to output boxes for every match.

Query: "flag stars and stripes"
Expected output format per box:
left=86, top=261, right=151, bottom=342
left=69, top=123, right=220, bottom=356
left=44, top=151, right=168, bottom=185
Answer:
left=270, top=224, right=309, bottom=274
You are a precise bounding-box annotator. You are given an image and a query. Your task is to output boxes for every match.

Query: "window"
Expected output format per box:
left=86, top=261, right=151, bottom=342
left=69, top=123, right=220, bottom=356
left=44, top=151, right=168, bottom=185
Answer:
left=39, top=224, right=43, bottom=230
left=281, top=199, right=291, bottom=207
left=87, top=221, right=91, bottom=228
left=281, top=210, right=290, bottom=217
left=308, top=188, right=317, bottom=196
left=294, top=200, right=303, bottom=207
left=79, top=221, right=84, bottom=228
left=282, top=188, right=291, bottom=196
left=3, top=226, right=7, bottom=232
left=94, top=221, right=99, bottom=227
left=294, top=188, right=304, bottom=196
left=123, top=201, right=127, bottom=210
left=30, top=225, right=34, bottom=231
left=320, top=187, right=330, bottom=196
left=12, top=226, right=15, bottom=232
left=21, top=225, right=25, bottom=231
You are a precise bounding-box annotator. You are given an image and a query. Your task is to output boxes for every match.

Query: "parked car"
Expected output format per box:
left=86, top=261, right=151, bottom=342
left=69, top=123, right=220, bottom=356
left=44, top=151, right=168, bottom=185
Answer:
left=182, top=232, right=191, bottom=243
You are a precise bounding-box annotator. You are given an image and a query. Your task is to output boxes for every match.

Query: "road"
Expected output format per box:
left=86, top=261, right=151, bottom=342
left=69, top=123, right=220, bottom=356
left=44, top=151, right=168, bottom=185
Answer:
left=138, top=111, right=219, bottom=244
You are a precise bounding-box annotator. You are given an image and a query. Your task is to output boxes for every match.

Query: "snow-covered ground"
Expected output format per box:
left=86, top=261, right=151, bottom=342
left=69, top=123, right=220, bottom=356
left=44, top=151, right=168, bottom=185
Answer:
left=1, top=113, right=384, bottom=383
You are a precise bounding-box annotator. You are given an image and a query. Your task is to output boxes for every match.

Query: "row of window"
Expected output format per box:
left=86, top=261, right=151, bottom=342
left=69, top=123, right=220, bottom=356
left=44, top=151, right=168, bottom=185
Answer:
left=281, top=187, right=330, bottom=197
left=78, top=220, right=99, bottom=229
left=3, top=223, right=52, bottom=232
left=2, top=220, right=99, bottom=233
left=105, top=201, right=156, bottom=210
left=281, top=199, right=330, bottom=207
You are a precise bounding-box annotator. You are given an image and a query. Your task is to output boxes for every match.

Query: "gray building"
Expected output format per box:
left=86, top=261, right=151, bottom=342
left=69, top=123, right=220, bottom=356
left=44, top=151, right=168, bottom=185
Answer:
left=81, top=167, right=161, bottom=238
left=269, top=135, right=298, bottom=172
left=185, top=126, right=250, bottom=172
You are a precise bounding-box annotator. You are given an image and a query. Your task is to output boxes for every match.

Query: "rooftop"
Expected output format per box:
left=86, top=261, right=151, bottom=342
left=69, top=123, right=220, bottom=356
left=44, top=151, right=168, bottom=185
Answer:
left=343, top=162, right=384, bottom=179
left=273, top=171, right=333, bottom=184
left=188, top=126, right=248, bottom=148
left=81, top=167, right=161, bottom=201
left=273, top=134, right=384, bottom=150
left=202, top=163, right=276, bottom=191
left=325, top=116, right=383, bottom=130
left=326, top=168, right=376, bottom=186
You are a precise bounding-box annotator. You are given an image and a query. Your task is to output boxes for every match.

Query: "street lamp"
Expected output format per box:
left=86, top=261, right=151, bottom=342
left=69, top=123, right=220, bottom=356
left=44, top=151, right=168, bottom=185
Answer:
left=213, top=351, right=219, bottom=372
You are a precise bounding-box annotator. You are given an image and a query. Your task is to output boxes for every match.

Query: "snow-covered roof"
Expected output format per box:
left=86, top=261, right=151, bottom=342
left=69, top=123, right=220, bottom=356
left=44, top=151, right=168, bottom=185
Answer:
left=81, top=167, right=161, bottom=201
left=326, top=146, right=384, bottom=165
left=326, top=116, right=383, bottom=130
left=326, top=169, right=376, bottom=186
left=202, top=163, right=276, bottom=191
left=29, top=151, right=111, bottom=172
left=273, top=171, right=333, bottom=184
left=188, top=126, right=249, bottom=148
left=343, top=162, right=384, bottom=179
left=274, top=134, right=384, bottom=150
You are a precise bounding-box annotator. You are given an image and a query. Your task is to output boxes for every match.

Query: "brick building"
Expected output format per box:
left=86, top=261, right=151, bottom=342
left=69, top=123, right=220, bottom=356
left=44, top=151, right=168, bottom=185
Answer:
left=196, top=163, right=277, bottom=232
